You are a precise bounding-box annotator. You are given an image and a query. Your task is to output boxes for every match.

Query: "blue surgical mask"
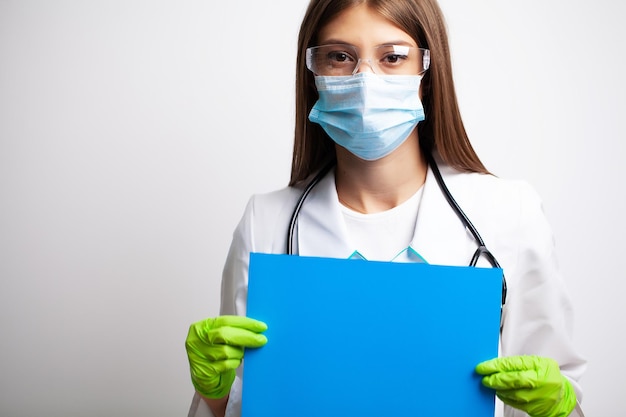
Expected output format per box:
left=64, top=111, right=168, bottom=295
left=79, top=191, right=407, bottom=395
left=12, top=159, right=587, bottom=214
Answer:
left=309, top=73, right=425, bottom=161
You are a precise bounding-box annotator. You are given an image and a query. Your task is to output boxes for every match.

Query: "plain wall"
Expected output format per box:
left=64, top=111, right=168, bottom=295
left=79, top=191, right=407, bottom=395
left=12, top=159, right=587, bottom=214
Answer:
left=1, top=1, right=623, bottom=416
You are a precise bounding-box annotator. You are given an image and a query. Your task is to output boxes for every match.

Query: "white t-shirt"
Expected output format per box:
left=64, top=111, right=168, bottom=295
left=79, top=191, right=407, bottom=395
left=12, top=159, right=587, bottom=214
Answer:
left=340, top=186, right=424, bottom=261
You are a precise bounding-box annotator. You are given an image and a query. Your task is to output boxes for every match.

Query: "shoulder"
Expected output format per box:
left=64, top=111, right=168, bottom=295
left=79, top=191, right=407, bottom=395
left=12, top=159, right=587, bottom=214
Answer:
left=234, top=183, right=305, bottom=254
left=248, top=182, right=307, bottom=225
left=437, top=163, right=550, bottom=254
left=440, top=164, right=542, bottom=217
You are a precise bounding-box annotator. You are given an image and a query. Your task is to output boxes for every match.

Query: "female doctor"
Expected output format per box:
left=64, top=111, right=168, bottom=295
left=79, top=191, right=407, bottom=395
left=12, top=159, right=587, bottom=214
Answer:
left=185, top=0, right=587, bottom=416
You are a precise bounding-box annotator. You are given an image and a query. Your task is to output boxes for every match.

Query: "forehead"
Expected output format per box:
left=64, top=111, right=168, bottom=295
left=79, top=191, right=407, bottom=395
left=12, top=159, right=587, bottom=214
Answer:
left=317, top=4, right=416, bottom=47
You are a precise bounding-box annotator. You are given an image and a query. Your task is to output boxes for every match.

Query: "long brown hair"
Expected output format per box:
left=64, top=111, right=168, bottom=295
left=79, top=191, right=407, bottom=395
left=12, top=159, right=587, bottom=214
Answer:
left=289, top=0, right=489, bottom=185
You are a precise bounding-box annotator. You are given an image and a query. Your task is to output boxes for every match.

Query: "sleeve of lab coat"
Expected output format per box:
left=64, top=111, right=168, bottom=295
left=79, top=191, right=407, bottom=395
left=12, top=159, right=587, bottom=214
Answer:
left=499, top=181, right=587, bottom=417
left=188, top=185, right=299, bottom=417
left=187, top=196, right=256, bottom=417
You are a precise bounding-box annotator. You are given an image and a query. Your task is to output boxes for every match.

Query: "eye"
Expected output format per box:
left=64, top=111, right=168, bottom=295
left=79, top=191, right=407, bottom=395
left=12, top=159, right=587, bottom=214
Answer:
left=327, top=50, right=355, bottom=63
left=382, top=53, right=408, bottom=65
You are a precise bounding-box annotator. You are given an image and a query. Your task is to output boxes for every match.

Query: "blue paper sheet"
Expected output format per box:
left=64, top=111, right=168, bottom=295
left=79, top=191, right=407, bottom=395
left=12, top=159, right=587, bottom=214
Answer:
left=242, top=253, right=502, bottom=417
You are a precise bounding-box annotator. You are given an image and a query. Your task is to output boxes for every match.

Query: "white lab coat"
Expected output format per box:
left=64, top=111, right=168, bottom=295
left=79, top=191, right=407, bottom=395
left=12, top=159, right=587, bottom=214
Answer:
left=188, top=159, right=587, bottom=417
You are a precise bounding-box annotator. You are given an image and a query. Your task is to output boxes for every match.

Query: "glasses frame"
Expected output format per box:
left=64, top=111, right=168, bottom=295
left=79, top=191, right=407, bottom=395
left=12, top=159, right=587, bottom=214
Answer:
left=306, top=44, right=430, bottom=76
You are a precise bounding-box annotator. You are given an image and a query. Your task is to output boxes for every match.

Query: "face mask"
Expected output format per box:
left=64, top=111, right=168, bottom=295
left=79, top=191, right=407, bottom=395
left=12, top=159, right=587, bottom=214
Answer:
left=308, top=73, right=425, bottom=161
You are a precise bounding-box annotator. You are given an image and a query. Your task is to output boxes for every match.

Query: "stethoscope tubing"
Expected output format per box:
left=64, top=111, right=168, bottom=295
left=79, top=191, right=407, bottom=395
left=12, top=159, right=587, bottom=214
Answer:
left=287, top=151, right=507, bottom=306
left=424, top=151, right=507, bottom=305
left=287, top=159, right=335, bottom=255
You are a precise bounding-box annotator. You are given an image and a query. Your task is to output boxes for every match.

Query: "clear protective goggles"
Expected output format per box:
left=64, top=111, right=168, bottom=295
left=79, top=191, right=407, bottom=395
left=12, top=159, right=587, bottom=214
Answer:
left=306, top=44, right=430, bottom=76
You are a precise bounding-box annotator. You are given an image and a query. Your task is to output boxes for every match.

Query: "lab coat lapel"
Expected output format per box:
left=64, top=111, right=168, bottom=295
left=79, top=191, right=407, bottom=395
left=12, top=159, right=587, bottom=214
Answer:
left=295, top=162, right=476, bottom=264
left=296, top=169, right=355, bottom=258
left=411, top=165, right=474, bottom=266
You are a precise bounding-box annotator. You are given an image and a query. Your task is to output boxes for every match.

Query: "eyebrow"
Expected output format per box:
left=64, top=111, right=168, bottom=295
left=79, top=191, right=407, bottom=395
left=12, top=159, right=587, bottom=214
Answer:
left=318, top=39, right=418, bottom=48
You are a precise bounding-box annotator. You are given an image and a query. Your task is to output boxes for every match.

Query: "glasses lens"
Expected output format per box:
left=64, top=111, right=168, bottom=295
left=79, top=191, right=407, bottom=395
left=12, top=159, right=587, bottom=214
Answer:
left=306, top=44, right=430, bottom=76
left=375, top=45, right=425, bottom=75
left=306, top=45, right=358, bottom=76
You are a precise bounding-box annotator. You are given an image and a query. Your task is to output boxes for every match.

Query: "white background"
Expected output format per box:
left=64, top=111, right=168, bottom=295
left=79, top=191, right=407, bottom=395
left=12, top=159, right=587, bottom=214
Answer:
left=1, top=1, right=623, bottom=416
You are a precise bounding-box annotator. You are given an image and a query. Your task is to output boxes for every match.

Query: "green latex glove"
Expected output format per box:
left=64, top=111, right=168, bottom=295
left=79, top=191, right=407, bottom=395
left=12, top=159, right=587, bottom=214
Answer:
left=185, top=315, right=268, bottom=399
left=475, top=355, right=576, bottom=417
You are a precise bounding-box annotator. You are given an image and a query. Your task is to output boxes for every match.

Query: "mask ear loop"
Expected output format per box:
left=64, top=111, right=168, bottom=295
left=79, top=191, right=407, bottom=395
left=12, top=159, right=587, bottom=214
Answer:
left=424, top=150, right=508, bottom=307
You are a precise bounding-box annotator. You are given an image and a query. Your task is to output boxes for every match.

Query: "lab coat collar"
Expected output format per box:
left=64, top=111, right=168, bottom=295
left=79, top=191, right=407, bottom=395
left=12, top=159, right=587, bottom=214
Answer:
left=296, top=162, right=472, bottom=265
left=410, top=164, right=473, bottom=266
left=297, top=168, right=354, bottom=258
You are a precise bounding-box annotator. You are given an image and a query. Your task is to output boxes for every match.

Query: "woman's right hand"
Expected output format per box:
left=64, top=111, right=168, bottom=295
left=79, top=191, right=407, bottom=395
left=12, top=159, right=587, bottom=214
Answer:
left=185, top=315, right=268, bottom=399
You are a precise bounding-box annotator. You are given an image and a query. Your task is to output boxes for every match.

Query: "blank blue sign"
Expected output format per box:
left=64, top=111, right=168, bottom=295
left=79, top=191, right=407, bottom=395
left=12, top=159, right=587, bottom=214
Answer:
left=242, top=253, right=502, bottom=417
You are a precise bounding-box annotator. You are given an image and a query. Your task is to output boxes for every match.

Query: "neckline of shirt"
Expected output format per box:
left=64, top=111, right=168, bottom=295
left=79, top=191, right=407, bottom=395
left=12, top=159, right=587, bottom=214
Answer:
left=339, top=185, right=424, bottom=219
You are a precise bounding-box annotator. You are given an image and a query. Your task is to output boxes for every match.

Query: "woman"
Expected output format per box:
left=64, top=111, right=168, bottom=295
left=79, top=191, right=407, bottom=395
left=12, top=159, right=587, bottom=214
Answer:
left=185, top=1, right=586, bottom=416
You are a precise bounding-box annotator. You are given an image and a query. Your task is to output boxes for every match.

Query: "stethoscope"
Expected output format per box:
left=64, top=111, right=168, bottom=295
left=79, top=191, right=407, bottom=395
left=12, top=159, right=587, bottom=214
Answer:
left=286, top=150, right=508, bottom=307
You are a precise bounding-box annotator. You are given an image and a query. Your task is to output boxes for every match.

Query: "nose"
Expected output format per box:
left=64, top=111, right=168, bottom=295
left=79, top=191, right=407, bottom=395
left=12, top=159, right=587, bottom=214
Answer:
left=352, top=58, right=376, bottom=75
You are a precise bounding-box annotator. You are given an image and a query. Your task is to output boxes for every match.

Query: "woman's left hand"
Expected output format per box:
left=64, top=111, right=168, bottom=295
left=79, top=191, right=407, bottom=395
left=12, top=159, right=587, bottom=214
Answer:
left=475, top=355, right=576, bottom=417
